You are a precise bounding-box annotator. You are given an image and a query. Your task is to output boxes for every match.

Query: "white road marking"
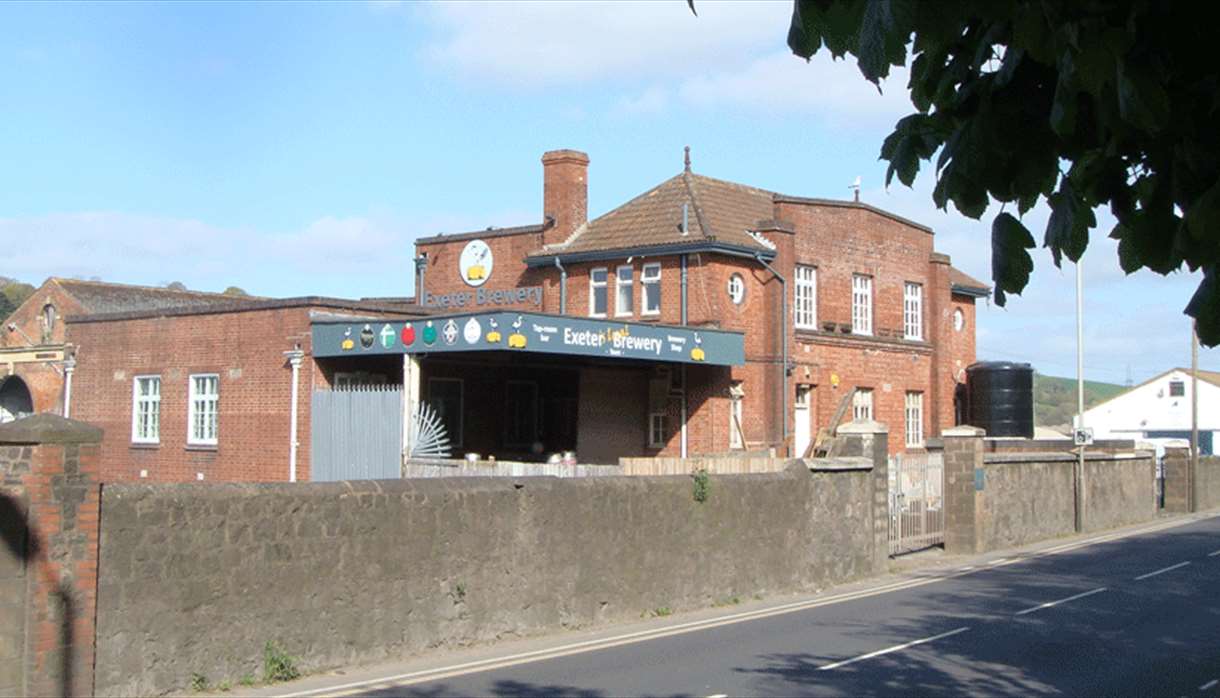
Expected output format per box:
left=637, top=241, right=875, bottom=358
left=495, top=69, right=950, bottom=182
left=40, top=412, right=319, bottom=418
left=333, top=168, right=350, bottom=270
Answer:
left=817, top=627, right=971, bottom=671
left=958, top=566, right=975, bottom=572
left=1208, top=550, right=1220, bottom=557
left=283, top=514, right=1217, bottom=697
left=988, top=558, right=1011, bottom=566
left=706, top=694, right=728, bottom=698
left=1135, top=561, right=1191, bottom=580
left=1200, top=679, right=1218, bottom=691
left=1014, top=587, right=1108, bottom=616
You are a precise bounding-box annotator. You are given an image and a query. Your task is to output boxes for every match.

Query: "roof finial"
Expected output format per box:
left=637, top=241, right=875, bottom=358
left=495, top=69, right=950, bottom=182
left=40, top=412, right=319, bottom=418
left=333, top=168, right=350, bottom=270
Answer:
left=684, top=145, right=691, bottom=173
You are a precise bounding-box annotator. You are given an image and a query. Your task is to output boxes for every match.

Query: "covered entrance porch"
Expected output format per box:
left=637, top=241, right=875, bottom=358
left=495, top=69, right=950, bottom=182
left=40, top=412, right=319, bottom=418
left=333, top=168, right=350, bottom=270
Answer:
left=311, top=311, right=745, bottom=471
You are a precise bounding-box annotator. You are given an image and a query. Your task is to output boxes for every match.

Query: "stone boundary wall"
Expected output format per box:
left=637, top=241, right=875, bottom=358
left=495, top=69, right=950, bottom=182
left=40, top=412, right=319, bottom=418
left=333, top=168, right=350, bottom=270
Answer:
left=95, top=462, right=883, bottom=696
left=942, top=427, right=1157, bottom=554
left=972, top=453, right=1155, bottom=551
left=1163, top=450, right=1220, bottom=513
left=1198, top=456, right=1220, bottom=510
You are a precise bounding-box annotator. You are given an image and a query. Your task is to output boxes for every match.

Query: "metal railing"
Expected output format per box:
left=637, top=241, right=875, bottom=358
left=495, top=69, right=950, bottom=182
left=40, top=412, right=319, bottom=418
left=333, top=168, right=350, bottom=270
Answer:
left=888, top=451, right=945, bottom=556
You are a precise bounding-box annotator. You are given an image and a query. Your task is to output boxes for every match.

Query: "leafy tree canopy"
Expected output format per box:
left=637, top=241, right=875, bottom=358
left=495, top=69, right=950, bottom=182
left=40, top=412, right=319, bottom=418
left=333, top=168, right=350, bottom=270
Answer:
left=0, top=279, right=35, bottom=321
left=783, top=0, right=1220, bottom=344
left=165, top=281, right=188, bottom=291
left=222, top=286, right=248, bottom=296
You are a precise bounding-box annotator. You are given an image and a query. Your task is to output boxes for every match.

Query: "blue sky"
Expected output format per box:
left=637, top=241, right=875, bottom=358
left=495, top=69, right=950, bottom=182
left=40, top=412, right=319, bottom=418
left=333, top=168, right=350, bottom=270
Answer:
left=1, top=0, right=1214, bottom=383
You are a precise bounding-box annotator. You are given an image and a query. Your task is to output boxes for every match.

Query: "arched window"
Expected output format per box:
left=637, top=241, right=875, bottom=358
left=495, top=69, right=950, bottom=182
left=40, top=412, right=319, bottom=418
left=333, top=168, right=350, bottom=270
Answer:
left=41, top=303, right=57, bottom=343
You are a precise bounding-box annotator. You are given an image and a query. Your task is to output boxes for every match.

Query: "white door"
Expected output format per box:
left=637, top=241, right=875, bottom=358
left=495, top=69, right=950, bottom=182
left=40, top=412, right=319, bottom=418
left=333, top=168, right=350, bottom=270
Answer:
left=794, top=385, right=812, bottom=457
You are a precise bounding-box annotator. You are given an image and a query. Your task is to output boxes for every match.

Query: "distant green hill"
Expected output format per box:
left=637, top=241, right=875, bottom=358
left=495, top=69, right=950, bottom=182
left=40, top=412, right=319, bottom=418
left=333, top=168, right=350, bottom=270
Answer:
left=1034, top=373, right=1128, bottom=428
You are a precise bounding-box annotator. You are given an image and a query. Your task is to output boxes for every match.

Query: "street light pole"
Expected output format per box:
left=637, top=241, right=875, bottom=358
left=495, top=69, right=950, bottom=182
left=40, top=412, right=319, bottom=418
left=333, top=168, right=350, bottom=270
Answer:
left=1191, top=320, right=1199, bottom=513
left=1074, top=258, right=1085, bottom=533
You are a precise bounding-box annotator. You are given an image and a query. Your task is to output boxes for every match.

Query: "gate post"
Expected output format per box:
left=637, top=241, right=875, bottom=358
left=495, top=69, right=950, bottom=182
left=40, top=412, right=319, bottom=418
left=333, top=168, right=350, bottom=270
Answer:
left=1162, top=446, right=1191, bottom=513
left=942, top=425, right=984, bottom=555
left=836, top=419, right=889, bottom=573
left=0, top=414, right=103, bottom=697
left=402, top=354, right=420, bottom=464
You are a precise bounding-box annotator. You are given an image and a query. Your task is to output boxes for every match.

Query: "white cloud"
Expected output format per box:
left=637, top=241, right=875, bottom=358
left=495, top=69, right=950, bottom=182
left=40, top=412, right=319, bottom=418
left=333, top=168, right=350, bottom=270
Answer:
left=676, top=51, right=910, bottom=125
left=417, top=0, right=791, bottom=88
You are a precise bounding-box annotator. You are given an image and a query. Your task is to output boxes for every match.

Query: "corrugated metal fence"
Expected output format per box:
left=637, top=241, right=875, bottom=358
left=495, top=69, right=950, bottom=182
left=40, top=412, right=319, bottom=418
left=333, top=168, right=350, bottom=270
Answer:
left=311, top=386, right=402, bottom=482
left=403, top=460, right=623, bottom=478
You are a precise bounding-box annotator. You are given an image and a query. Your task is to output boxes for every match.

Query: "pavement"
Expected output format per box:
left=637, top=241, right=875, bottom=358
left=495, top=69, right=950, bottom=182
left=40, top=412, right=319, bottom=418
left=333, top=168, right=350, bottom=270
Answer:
left=234, top=511, right=1220, bottom=697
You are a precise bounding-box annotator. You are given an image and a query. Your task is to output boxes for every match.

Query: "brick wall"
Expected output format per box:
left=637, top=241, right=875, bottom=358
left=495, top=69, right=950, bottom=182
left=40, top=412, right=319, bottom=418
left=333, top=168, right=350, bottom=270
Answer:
left=67, top=307, right=316, bottom=483
left=0, top=281, right=84, bottom=350
left=0, top=416, right=104, bottom=697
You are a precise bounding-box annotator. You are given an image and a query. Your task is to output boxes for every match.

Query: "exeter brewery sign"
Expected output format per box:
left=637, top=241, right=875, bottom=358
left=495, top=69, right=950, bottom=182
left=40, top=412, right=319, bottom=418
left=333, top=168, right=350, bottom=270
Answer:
left=421, top=238, right=543, bottom=309
left=313, top=311, right=744, bottom=366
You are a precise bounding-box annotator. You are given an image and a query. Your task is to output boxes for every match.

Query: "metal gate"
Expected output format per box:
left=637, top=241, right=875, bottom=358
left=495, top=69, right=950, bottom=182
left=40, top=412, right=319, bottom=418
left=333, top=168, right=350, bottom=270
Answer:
left=888, top=451, right=945, bottom=556
left=310, top=386, right=403, bottom=482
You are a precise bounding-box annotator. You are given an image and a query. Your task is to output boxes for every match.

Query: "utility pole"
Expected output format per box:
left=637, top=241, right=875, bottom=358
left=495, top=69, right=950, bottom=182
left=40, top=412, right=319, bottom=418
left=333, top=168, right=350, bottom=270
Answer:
left=1191, top=320, right=1199, bottom=513
left=1074, top=258, right=1085, bottom=533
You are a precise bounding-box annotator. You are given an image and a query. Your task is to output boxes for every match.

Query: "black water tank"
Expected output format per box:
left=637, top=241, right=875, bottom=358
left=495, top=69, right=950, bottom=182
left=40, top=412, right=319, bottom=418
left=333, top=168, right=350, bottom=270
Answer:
left=966, top=361, right=1034, bottom=438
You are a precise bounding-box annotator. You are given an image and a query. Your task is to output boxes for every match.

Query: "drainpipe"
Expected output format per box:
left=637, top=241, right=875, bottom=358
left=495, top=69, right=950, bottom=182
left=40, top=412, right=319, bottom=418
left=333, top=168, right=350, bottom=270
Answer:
left=554, top=257, right=567, bottom=315
left=285, top=346, right=305, bottom=482
left=680, top=253, right=689, bottom=457
left=680, top=254, right=688, bottom=325
left=62, top=355, right=76, bottom=418
left=754, top=254, right=789, bottom=448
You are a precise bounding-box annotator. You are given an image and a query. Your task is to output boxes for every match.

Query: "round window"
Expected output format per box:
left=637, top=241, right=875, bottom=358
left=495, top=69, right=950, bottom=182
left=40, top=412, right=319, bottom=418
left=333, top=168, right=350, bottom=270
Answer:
left=727, top=274, right=745, bottom=305
left=953, top=308, right=965, bottom=332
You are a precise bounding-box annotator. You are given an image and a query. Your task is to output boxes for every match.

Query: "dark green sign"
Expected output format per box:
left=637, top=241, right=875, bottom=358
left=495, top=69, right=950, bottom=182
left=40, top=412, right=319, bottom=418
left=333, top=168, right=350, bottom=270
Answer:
left=312, top=311, right=744, bottom=366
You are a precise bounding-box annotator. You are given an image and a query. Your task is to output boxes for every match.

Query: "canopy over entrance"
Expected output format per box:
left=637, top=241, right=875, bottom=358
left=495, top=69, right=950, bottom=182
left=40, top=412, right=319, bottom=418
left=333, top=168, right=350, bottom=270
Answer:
left=312, top=311, right=745, bottom=366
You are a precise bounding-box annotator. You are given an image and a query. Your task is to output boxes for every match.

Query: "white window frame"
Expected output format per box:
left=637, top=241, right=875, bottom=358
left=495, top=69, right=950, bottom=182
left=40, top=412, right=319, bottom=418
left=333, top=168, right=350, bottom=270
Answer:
left=589, top=267, right=608, bottom=318
left=615, top=265, right=634, bottom=317
left=727, top=273, right=745, bottom=305
left=187, top=373, right=219, bottom=446
left=794, top=265, right=817, bottom=330
left=729, top=381, right=745, bottom=449
left=648, top=412, right=667, bottom=448
left=641, top=263, right=662, bottom=316
left=852, top=388, right=873, bottom=422
left=852, top=274, right=873, bottom=336
left=905, top=392, right=924, bottom=447
left=904, top=282, right=923, bottom=340
left=131, top=375, right=161, bottom=444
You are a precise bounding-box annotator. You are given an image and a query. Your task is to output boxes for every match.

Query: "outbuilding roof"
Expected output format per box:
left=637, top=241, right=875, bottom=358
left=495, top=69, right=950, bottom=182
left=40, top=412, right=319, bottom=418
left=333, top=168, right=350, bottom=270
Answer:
left=50, top=278, right=249, bottom=314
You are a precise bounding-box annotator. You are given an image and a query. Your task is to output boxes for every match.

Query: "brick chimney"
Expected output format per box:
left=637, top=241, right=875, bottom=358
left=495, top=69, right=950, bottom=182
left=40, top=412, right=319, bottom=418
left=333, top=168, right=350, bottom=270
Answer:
left=541, top=149, right=589, bottom=247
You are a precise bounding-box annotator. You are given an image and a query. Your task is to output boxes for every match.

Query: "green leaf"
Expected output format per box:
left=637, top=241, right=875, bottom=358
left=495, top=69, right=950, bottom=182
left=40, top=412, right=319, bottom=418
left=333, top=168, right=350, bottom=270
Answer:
left=991, top=212, right=1036, bottom=306
left=857, top=0, right=913, bottom=83
left=1186, top=265, right=1220, bottom=347
left=1044, top=181, right=1096, bottom=267
left=1185, top=180, right=1220, bottom=242
left=1116, top=61, right=1171, bottom=132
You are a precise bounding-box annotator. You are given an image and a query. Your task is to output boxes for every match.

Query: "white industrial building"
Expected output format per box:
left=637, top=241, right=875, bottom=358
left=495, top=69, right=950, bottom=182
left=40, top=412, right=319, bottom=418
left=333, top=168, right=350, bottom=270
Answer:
left=1082, top=368, right=1220, bottom=456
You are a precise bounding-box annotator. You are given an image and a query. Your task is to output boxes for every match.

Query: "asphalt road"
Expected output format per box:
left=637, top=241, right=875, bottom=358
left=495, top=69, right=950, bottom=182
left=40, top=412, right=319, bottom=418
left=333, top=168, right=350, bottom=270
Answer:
left=321, top=515, right=1220, bottom=697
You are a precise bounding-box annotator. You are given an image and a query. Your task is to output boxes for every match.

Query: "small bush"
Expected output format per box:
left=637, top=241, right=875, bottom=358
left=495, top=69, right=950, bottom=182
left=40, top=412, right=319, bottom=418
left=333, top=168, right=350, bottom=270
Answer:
left=238, top=675, right=256, bottom=687
left=263, top=641, right=301, bottom=683
left=654, top=606, right=673, bottom=617
left=692, top=469, right=710, bottom=503
left=189, top=673, right=207, bottom=692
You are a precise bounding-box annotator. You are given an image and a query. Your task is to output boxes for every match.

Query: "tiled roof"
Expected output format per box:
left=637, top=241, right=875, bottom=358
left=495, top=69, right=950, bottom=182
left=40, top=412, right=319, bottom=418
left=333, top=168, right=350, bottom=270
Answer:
left=52, top=278, right=250, bottom=314
left=949, top=267, right=989, bottom=294
left=529, top=172, right=776, bottom=258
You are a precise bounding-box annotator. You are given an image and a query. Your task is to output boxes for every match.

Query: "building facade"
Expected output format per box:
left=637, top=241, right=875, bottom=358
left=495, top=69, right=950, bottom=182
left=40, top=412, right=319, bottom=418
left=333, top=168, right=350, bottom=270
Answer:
left=405, top=149, right=985, bottom=458
left=1083, top=368, right=1220, bottom=456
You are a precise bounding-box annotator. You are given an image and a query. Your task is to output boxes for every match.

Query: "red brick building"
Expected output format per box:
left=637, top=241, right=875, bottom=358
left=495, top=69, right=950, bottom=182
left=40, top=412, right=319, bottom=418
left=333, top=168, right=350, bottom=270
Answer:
left=402, top=148, right=985, bottom=460
left=11, top=147, right=984, bottom=482
left=1, top=279, right=246, bottom=423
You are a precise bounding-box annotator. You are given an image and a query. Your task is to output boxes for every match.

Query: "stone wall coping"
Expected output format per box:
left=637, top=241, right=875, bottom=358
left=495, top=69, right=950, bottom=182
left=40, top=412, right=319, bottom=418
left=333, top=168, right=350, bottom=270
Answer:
left=836, top=419, right=889, bottom=435
left=942, top=425, right=985, bottom=437
left=983, top=451, right=1151, bottom=464
left=0, top=413, right=104, bottom=445
left=805, top=456, right=873, bottom=472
